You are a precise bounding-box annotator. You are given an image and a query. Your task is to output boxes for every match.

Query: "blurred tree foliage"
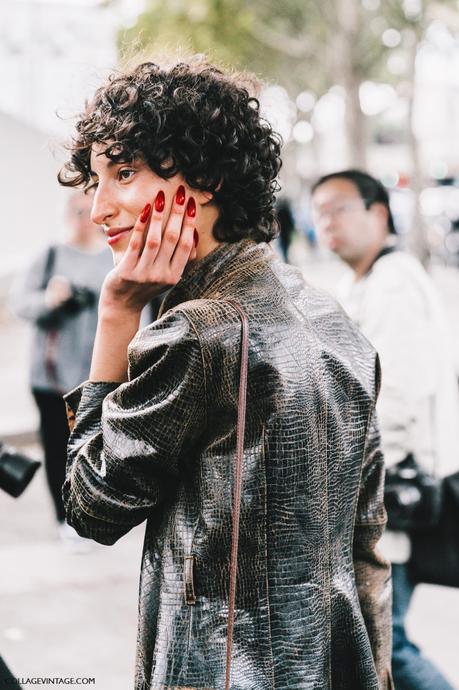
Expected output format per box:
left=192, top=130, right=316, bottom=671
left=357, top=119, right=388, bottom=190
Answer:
left=120, top=1, right=456, bottom=158
left=119, top=0, right=325, bottom=93
left=120, top=0, right=459, bottom=258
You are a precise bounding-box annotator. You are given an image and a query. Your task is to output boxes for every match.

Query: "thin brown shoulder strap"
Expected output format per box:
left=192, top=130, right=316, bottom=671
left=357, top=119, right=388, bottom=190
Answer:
left=223, top=300, right=249, bottom=690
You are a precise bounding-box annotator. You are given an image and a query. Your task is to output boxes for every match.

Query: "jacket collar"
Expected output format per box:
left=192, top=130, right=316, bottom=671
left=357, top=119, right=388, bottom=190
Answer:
left=160, top=239, right=260, bottom=313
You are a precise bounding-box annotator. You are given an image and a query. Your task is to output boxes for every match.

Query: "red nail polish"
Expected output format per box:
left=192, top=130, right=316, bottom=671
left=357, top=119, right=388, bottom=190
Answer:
left=193, top=229, right=199, bottom=247
left=155, top=190, right=165, bottom=213
left=139, top=203, right=151, bottom=223
left=186, top=197, right=196, bottom=218
left=176, top=185, right=186, bottom=206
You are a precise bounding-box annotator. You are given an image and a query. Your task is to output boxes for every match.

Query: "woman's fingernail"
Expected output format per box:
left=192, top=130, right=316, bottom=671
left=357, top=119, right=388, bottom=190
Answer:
left=139, top=203, right=151, bottom=223
left=193, top=229, right=199, bottom=247
left=186, top=197, right=196, bottom=218
left=155, top=190, right=165, bottom=212
left=176, top=185, right=186, bottom=206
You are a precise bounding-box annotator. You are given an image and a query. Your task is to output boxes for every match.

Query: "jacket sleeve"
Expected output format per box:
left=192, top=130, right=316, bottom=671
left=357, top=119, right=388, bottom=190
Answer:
left=353, top=397, right=393, bottom=689
left=63, top=309, right=207, bottom=546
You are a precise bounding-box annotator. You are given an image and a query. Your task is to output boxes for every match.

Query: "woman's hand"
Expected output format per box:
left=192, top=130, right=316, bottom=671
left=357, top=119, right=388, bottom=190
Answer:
left=89, top=186, right=198, bottom=383
left=100, top=186, right=198, bottom=316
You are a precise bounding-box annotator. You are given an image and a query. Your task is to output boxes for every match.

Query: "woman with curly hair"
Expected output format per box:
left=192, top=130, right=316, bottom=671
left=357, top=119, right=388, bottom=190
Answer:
left=60, top=58, right=392, bottom=690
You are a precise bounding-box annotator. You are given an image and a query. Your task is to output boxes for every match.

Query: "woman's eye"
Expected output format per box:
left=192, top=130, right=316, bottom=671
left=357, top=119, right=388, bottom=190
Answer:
left=118, top=169, right=135, bottom=181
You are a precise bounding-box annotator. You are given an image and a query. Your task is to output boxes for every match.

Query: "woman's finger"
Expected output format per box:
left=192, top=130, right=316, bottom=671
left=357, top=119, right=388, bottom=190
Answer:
left=151, top=186, right=191, bottom=270
left=116, top=201, right=153, bottom=273
left=169, top=197, right=198, bottom=275
left=136, top=189, right=169, bottom=270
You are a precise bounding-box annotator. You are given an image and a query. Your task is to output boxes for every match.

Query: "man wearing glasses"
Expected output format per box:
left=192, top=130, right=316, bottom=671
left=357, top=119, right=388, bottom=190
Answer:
left=311, top=169, right=459, bottom=690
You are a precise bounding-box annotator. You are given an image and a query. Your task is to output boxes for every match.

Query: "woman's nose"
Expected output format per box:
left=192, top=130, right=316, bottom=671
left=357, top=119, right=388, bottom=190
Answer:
left=90, top=187, right=115, bottom=226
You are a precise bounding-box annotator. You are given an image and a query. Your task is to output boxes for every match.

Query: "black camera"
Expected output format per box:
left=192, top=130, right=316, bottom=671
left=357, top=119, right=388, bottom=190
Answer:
left=37, top=284, right=96, bottom=330
left=0, top=443, right=41, bottom=498
left=63, top=285, right=96, bottom=315
left=384, top=453, right=443, bottom=531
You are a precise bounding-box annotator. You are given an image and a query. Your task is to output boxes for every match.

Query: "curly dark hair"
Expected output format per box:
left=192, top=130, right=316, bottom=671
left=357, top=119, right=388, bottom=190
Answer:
left=58, top=58, right=282, bottom=243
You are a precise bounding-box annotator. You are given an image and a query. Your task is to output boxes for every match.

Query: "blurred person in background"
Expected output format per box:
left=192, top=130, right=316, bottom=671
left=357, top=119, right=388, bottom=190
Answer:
left=312, top=169, right=459, bottom=690
left=10, top=191, right=112, bottom=547
left=55, top=59, right=392, bottom=690
left=275, top=197, right=296, bottom=262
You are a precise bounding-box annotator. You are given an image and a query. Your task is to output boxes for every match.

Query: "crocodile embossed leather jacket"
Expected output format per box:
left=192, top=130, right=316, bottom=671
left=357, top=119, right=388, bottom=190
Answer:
left=63, top=239, right=392, bottom=690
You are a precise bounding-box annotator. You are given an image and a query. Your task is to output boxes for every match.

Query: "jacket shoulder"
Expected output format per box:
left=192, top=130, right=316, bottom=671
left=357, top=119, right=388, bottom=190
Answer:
left=128, top=307, right=203, bottom=379
left=293, top=282, right=379, bottom=400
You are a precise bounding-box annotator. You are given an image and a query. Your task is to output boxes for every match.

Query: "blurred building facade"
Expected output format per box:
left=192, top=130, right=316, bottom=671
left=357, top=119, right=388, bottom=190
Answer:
left=0, top=0, right=122, bottom=136
left=0, top=0, right=144, bottom=282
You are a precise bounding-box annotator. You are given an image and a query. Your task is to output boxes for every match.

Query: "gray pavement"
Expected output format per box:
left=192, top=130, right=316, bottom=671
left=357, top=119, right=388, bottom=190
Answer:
left=1, top=248, right=459, bottom=688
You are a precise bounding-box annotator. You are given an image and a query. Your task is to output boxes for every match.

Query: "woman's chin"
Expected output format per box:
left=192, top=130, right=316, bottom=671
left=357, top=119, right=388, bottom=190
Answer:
left=110, top=239, right=130, bottom=266
left=108, top=247, right=121, bottom=266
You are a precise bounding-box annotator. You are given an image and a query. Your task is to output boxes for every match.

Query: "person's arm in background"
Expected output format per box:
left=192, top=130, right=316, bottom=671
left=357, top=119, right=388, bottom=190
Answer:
left=9, top=247, right=72, bottom=324
left=353, top=362, right=393, bottom=688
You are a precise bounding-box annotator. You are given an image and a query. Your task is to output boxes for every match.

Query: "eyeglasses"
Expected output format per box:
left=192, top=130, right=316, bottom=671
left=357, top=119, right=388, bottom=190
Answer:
left=312, top=199, right=369, bottom=227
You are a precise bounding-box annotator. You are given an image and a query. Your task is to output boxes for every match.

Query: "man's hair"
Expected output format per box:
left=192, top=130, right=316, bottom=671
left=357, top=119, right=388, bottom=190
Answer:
left=311, top=169, right=397, bottom=234
left=58, top=58, right=282, bottom=243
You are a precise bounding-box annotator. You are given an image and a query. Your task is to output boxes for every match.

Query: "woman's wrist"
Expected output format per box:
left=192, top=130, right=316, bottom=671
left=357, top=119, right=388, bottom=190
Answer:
left=98, top=301, right=142, bottom=325
left=90, top=307, right=141, bottom=383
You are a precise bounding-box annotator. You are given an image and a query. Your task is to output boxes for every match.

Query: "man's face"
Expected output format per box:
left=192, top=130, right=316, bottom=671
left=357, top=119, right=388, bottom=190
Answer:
left=311, top=178, right=382, bottom=264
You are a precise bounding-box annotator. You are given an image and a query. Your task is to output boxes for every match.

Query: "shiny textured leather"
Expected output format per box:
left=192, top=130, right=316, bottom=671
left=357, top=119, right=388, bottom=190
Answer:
left=64, top=240, right=392, bottom=690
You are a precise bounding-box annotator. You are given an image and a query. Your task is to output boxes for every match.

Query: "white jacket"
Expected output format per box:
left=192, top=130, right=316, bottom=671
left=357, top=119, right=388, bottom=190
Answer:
left=338, top=248, right=459, bottom=562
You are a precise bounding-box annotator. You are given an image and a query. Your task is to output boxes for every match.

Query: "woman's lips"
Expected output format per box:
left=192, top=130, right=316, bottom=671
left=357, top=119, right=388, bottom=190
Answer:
left=106, top=227, right=133, bottom=246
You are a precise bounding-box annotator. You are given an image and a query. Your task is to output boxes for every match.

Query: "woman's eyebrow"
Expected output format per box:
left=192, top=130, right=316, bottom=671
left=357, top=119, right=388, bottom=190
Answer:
left=88, top=159, right=123, bottom=176
left=90, top=158, right=138, bottom=175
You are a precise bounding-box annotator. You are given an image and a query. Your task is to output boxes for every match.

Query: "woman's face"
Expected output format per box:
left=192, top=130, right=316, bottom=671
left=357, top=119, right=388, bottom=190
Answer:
left=89, top=143, right=190, bottom=265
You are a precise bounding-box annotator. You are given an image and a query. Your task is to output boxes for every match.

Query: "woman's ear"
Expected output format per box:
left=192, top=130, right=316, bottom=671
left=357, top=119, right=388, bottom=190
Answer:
left=194, top=179, right=222, bottom=205
left=201, top=180, right=223, bottom=206
left=195, top=190, right=217, bottom=206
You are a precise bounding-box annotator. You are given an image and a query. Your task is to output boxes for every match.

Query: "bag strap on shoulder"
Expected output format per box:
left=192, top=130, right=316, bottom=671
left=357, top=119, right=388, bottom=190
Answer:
left=222, top=299, right=249, bottom=690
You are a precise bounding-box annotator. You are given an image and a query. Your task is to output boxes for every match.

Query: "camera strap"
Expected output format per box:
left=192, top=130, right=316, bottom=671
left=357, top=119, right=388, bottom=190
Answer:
left=40, top=245, right=56, bottom=290
left=39, top=245, right=63, bottom=392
